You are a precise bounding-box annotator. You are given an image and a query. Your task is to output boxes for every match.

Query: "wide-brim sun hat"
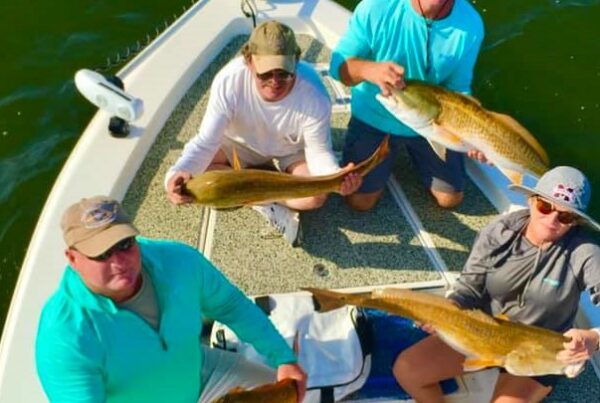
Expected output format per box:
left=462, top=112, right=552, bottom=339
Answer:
left=509, top=166, right=600, bottom=231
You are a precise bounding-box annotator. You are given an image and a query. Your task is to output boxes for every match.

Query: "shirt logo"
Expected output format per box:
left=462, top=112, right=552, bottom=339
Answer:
left=542, top=277, right=560, bottom=287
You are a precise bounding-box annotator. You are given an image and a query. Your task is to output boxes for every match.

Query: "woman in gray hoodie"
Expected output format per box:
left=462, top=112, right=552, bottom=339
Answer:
left=393, top=166, right=600, bottom=402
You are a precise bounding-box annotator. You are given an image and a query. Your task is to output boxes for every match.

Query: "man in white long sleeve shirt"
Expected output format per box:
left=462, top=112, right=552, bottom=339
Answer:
left=166, top=21, right=360, bottom=246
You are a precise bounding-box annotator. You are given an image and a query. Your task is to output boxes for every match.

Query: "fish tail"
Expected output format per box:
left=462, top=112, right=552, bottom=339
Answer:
left=302, top=287, right=360, bottom=312
left=353, top=135, right=391, bottom=177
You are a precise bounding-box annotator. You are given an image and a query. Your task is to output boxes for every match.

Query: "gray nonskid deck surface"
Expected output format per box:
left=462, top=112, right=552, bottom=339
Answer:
left=211, top=192, right=437, bottom=295
left=392, top=149, right=498, bottom=271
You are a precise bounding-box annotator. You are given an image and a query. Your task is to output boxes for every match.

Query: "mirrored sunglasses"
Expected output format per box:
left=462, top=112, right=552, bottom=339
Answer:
left=88, top=237, right=136, bottom=261
left=534, top=197, right=579, bottom=225
left=255, top=69, right=295, bottom=82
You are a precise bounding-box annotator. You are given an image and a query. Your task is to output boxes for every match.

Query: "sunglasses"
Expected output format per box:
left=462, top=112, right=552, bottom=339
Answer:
left=88, top=237, right=136, bottom=261
left=534, top=197, right=579, bottom=225
left=255, top=69, right=295, bottom=82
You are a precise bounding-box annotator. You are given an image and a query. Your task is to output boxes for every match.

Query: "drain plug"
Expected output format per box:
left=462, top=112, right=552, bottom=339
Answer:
left=313, top=263, right=329, bottom=277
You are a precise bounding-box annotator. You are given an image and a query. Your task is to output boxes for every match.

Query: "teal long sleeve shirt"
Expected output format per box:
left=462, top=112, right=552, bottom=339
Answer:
left=35, top=237, right=296, bottom=402
left=330, top=0, right=484, bottom=136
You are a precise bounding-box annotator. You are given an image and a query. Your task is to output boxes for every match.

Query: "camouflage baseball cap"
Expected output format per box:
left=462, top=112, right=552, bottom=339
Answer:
left=246, top=20, right=301, bottom=74
left=61, top=196, right=139, bottom=257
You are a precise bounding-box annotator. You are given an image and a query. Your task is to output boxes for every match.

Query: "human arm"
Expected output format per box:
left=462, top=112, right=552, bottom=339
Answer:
left=339, top=59, right=405, bottom=96
left=446, top=228, right=494, bottom=309
left=36, top=318, right=105, bottom=402
left=164, top=76, right=232, bottom=203
left=329, top=0, right=404, bottom=95
left=556, top=244, right=600, bottom=366
left=196, top=254, right=296, bottom=368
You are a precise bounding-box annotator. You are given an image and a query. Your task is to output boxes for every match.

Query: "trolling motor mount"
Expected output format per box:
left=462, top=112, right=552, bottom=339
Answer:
left=74, top=69, right=144, bottom=137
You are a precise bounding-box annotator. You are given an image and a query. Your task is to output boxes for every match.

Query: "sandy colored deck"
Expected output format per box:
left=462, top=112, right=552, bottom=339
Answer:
left=123, top=34, right=493, bottom=291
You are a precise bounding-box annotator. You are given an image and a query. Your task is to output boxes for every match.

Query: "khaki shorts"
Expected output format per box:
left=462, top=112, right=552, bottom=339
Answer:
left=221, top=136, right=305, bottom=173
left=198, top=346, right=276, bottom=402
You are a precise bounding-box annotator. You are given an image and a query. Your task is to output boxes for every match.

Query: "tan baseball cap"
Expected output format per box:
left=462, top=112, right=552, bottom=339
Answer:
left=61, top=196, right=139, bottom=257
left=246, top=20, right=301, bottom=74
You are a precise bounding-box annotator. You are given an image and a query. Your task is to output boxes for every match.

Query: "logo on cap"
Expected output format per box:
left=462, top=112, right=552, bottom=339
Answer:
left=81, top=201, right=118, bottom=229
left=552, top=183, right=576, bottom=204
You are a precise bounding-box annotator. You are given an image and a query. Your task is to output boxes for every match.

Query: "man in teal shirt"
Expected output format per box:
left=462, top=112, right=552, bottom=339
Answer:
left=35, top=196, right=306, bottom=402
left=330, top=0, right=485, bottom=210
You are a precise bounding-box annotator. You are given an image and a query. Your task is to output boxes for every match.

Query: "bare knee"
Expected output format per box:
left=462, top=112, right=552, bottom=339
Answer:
left=392, top=351, right=417, bottom=386
left=305, top=195, right=327, bottom=210
left=345, top=191, right=383, bottom=211
left=283, top=194, right=327, bottom=211
left=431, top=190, right=463, bottom=209
left=492, top=373, right=552, bottom=403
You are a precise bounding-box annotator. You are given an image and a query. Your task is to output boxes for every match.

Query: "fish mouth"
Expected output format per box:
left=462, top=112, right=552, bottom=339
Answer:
left=376, top=93, right=431, bottom=126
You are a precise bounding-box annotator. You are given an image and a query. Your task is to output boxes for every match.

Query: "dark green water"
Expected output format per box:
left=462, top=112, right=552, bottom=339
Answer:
left=0, top=0, right=599, bottom=332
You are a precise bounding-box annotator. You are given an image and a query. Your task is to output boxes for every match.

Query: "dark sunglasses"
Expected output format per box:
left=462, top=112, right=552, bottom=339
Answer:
left=534, top=197, right=579, bottom=225
left=255, top=69, right=295, bottom=82
left=88, top=237, right=136, bottom=261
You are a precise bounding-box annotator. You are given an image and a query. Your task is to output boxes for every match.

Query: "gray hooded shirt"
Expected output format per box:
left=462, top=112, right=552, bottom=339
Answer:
left=448, top=209, right=600, bottom=332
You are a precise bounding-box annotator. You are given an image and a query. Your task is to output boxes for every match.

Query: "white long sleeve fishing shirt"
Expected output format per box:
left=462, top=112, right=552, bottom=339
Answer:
left=166, top=57, right=340, bottom=187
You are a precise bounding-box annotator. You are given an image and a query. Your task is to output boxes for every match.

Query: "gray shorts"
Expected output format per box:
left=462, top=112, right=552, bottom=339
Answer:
left=221, top=136, right=305, bottom=173
left=342, top=117, right=466, bottom=194
left=198, top=346, right=276, bottom=402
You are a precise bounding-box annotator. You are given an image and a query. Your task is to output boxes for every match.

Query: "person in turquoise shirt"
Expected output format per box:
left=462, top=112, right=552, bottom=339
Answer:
left=35, top=196, right=306, bottom=402
left=330, top=0, right=485, bottom=210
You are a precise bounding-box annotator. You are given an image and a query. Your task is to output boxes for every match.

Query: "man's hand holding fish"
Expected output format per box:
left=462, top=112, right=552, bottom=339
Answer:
left=277, top=362, right=307, bottom=402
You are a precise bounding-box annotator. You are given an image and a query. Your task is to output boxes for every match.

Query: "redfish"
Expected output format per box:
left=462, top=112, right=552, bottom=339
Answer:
left=184, top=136, right=389, bottom=208
left=211, top=378, right=297, bottom=403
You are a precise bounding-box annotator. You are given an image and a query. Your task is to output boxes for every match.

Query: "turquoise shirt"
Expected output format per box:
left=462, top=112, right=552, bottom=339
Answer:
left=330, top=0, right=484, bottom=136
left=35, top=237, right=296, bottom=402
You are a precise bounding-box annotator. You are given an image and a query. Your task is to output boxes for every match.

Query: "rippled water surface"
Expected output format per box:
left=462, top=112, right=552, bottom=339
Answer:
left=0, top=0, right=599, bottom=331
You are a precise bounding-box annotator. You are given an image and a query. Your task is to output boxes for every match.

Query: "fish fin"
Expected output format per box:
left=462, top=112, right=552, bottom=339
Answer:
left=504, top=345, right=565, bottom=377
left=463, top=357, right=503, bottom=372
left=497, top=166, right=524, bottom=185
left=461, top=93, right=482, bottom=106
left=487, top=111, right=550, bottom=165
left=232, top=148, right=242, bottom=170
left=427, top=140, right=447, bottom=161
left=302, top=287, right=361, bottom=312
left=432, top=123, right=467, bottom=149
left=251, top=379, right=298, bottom=399
left=352, top=135, right=390, bottom=177
left=494, top=313, right=511, bottom=321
